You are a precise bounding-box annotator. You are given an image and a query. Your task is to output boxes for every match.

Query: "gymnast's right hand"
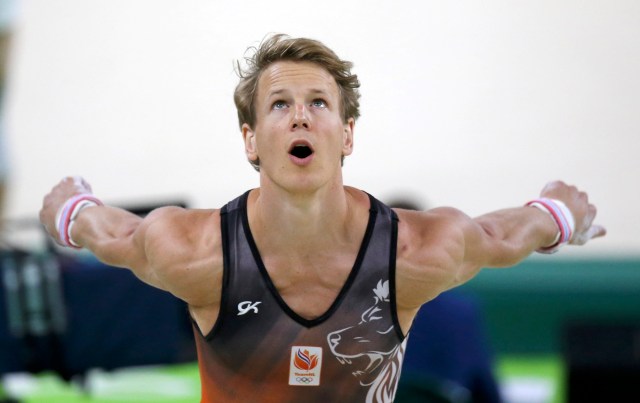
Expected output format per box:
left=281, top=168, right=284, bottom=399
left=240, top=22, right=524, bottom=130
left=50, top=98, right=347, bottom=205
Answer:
left=39, top=176, right=98, bottom=247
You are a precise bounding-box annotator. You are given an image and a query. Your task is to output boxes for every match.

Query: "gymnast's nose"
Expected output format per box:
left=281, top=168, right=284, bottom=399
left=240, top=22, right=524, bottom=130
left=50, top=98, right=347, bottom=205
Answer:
left=291, top=104, right=310, bottom=130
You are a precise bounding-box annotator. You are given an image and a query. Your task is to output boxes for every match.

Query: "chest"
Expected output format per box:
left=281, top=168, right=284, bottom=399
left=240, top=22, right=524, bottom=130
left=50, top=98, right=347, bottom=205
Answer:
left=262, top=254, right=355, bottom=319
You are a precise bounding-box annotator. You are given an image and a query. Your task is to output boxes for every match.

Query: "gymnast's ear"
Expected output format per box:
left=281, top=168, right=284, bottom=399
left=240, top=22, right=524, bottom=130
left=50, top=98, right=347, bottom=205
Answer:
left=342, top=118, right=355, bottom=157
left=242, top=123, right=258, bottom=160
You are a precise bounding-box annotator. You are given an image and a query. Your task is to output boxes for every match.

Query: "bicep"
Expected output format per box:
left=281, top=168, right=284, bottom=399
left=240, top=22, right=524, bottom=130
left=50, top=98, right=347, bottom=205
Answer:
left=140, top=209, right=222, bottom=306
left=395, top=208, right=467, bottom=308
left=398, top=208, right=499, bottom=293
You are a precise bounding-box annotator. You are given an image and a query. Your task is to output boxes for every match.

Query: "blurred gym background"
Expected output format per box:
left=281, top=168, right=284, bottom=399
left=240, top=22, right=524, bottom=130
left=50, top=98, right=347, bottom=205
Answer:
left=1, top=1, right=639, bottom=402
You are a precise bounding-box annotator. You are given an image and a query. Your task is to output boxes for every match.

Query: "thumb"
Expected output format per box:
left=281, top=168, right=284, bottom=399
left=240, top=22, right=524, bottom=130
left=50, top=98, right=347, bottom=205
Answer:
left=571, top=224, right=607, bottom=246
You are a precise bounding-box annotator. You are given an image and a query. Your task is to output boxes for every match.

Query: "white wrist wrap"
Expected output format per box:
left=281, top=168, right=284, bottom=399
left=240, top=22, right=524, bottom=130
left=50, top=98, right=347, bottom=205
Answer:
left=525, top=198, right=575, bottom=254
left=55, top=193, right=103, bottom=249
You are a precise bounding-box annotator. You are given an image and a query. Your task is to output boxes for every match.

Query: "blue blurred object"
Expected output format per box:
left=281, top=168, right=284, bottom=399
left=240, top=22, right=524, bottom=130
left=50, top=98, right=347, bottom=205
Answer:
left=0, top=252, right=196, bottom=380
left=397, top=290, right=502, bottom=403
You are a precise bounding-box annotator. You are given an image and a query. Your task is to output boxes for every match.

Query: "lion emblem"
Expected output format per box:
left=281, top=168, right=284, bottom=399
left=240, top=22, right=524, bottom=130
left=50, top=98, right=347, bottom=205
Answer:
left=327, top=280, right=406, bottom=403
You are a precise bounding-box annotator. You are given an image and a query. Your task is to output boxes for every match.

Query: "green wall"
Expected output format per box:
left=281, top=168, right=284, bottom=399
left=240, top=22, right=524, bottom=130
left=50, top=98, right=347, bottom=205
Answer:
left=457, top=256, right=640, bottom=355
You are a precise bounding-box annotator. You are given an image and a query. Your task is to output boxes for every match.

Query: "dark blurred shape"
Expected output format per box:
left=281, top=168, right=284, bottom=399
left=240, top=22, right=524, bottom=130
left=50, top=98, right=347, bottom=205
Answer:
left=385, top=195, right=427, bottom=212
left=0, top=248, right=67, bottom=376
left=115, top=200, right=188, bottom=217
left=564, top=322, right=640, bottom=403
left=397, top=291, right=502, bottom=403
left=395, top=372, right=472, bottom=403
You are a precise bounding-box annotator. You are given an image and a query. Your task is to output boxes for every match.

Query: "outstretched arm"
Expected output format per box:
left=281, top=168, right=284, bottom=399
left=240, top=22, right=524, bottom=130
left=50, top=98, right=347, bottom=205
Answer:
left=462, top=180, right=605, bottom=274
left=39, top=177, right=163, bottom=285
left=395, top=181, right=606, bottom=313
left=39, top=176, right=220, bottom=307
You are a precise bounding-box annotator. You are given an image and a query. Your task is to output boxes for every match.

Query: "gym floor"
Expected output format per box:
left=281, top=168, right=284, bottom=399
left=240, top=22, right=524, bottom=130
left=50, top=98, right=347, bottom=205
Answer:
left=2, top=355, right=564, bottom=403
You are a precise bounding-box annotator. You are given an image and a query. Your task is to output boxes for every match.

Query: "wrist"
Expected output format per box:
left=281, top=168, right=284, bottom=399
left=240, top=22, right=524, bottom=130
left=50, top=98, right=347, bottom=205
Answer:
left=55, top=194, right=103, bottom=249
left=525, top=198, right=575, bottom=254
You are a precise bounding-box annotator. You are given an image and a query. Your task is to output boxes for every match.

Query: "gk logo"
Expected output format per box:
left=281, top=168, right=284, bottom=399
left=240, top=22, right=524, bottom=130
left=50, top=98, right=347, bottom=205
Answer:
left=237, top=301, right=262, bottom=315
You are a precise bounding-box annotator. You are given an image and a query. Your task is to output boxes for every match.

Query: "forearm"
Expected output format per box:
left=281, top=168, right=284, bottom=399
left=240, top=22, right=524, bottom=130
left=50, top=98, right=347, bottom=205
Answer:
left=459, top=181, right=605, bottom=281
left=41, top=177, right=145, bottom=267
left=71, top=205, right=146, bottom=270
left=471, top=206, right=559, bottom=268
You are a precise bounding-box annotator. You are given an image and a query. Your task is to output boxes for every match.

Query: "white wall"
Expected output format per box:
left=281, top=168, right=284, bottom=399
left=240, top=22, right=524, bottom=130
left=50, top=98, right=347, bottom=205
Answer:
left=4, top=0, right=639, bottom=256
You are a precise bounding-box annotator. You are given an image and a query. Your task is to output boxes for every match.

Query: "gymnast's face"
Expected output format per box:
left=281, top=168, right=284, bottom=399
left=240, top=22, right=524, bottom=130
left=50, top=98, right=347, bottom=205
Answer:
left=242, top=61, right=354, bottom=191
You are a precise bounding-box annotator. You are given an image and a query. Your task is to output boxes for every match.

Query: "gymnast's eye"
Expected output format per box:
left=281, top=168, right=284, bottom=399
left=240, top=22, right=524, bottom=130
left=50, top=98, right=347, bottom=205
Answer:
left=311, top=99, right=327, bottom=108
left=272, top=100, right=287, bottom=110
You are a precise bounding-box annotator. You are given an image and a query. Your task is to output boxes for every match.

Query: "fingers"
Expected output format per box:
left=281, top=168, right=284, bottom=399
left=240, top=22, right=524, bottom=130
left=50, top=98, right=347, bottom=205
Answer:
left=542, top=180, right=562, bottom=190
left=570, top=201, right=604, bottom=246
left=541, top=180, right=605, bottom=248
left=541, top=180, right=573, bottom=195
left=72, top=175, right=93, bottom=193
left=591, top=224, right=607, bottom=239
left=571, top=224, right=607, bottom=246
left=61, top=176, right=92, bottom=194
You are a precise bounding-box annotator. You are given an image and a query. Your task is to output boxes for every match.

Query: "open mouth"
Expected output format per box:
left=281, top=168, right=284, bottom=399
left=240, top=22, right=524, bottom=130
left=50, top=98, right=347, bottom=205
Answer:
left=289, top=143, right=314, bottom=159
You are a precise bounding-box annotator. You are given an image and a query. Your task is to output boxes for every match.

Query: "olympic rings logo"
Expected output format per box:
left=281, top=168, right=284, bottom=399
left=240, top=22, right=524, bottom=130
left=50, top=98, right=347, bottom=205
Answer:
left=295, top=377, right=314, bottom=384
